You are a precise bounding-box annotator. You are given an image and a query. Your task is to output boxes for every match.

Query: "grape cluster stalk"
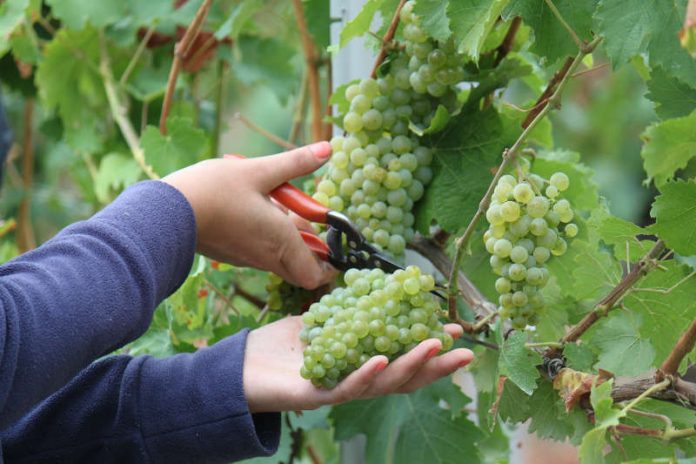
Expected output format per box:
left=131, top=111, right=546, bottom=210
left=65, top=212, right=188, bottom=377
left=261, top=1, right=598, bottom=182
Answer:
left=484, top=172, right=577, bottom=330
left=313, top=1, right=466, bottom=256
left=299, top=266, right=453, bottom=389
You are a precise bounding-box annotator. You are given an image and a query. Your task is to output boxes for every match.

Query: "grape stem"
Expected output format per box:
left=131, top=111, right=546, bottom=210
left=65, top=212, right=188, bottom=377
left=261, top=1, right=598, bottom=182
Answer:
left=409, top=236, right=497, bottom=331
left=159, top=0, right=213, bottom=135
left=543, top=0, right=583, bottom=50
left=446, top=36, right=602, bottom=319
left=552, top=239, right=666, bottom=349
left=658, top=318, right=696, bottom=380
left=370, top=0, right=409, bottom=78
left=234, top=113, right=298, bottom=150
left=99, top=33, right=159, bottom=180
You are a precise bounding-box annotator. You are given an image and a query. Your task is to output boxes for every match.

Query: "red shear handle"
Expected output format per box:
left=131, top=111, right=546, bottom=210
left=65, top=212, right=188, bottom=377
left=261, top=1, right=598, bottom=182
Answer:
left=269, top=182, right=329, bottom=224
left=299, top=230, right=330, bottom=261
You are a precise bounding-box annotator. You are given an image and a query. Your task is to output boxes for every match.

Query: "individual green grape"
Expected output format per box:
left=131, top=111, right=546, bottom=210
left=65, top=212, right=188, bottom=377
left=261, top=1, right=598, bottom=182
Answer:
left=550, top=172, right=570, bottom=191
left=343, top=112, right=364, bottom=133
left=565, top=223, right=578, bottom=238
left=513, top=183, right=534, bottom=204
left=493, top=239, right=513, bottom=258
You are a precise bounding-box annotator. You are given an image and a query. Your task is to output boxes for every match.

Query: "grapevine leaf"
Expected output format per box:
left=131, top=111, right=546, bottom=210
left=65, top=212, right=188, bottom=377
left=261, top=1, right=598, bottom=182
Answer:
left=215, top=0, right=264, bottom=40
left=413, top=0, right=451, bottom=43
left=498, top=332, right=541, bottom=395
left=588, top=311, right=656, bottom=376
left=596, top=0, right=696, bottom=88
left=331, top=379, right=482, bottom=464
left=141, top=117, right=208, bottom=177
left=590, top=379, right=623, bottom=427
left=94, top=153, right=142, bottom=203
left=0, top=0, right=29, bottom=57
left=564, top=342, right=596, bottom=372
left=527, top=380, right=591, bottom=442
left=571, top=239, right=622, bottom=302
left=414, top=108, right=511, bottom=233
left=235, top=36, right=298, bottom=105
left=578, top=427, right=608, bottom=464
left=503, top=0, right=596, bottom=63
left=651, top=180, right=696, bottom=255
left=624, top=260, right=696, bottom=363
left=125, top=65, right=172, bottom=102
left=587, top=204, right=651, bottom=261
left=646, top=67, right=696, bottom=120
left=409, top=104, right=450, bottom=136
left=641, top=110, right=696, bottom=187
left=339, top=0, right=384, bottom=48
left=448, top=0, right=510, bottom=61
left=497, top=379, right=531, bottom=423
left=35, top=27, right=105, bottom=151
left=535, top=279, right=571, bottom=341
left=45, top=0, right=128, bottom=30
left=594, top=0, right=662, bottom=67
left=471, top=347, right=499, bottom=393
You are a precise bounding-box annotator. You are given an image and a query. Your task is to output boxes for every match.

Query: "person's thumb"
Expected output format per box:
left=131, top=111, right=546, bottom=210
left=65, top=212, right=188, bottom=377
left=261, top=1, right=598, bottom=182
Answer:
left=248, top=142, right=332, bottom=192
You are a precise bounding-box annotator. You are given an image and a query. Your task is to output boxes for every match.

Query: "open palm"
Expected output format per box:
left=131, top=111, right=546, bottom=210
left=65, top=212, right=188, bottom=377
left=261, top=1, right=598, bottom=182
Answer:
left=242, top=316, right=473, bottom=413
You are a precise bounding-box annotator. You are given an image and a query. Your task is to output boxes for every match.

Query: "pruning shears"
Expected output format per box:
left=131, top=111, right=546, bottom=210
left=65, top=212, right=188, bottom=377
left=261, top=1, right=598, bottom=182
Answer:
left=224, top=154, right=403, bottom=273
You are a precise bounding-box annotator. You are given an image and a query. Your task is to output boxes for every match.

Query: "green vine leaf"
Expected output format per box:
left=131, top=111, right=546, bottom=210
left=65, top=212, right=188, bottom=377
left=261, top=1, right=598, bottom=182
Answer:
left=498, top=332, right=541, bottom=395
left=624, top=260, right=696, bottom=363
left=448, top=0, right=510, bottom=61
left=596, top=0, right=696, bottom=88
left=94, top=153, right=142, bottom=204
left=45, top=0, right=128, bottom=30
left=587, top=311, right=656, bottom=376
left=331, top=379, right=482, bottom=464
left=504, top=0, right=596, bottom=63
left=651, top=180, right=696, bottom=255
left=641, top=110, right=696, bottom=187
left=414, top=108, right=512, bottom=234
left=646, top=67, right=696, bottom=120
left=412, top=0, right=451, bottom=43
left=339, top=0, right=385, bottom=48
left=141, top=117, right=208, bottom=177
left=0, top=0, right=29, bottom=57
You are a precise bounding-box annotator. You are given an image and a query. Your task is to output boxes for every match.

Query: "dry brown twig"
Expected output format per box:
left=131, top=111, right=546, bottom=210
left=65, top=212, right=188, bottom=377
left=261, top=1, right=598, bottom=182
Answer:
left=159, top=0, right=213, bottom=134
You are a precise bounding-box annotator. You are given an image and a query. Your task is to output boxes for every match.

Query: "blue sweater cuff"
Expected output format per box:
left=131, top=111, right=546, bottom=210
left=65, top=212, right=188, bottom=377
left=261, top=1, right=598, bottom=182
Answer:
left=136, top=329, right=281, bottom=462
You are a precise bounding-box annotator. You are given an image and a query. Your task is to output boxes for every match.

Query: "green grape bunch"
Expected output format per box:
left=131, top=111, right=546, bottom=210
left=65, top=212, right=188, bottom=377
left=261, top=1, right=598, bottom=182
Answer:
left=265, top=273, right=327, bottom=314
left=313, top=0, right=466, bottom=257
left=299, top=266, right=453, bottom=389
left=484, top=172, right=577, bottom=330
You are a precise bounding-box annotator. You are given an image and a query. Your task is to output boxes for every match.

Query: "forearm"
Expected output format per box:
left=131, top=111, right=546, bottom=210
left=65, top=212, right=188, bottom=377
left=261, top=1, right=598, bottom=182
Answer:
left=1, top=330, right=280, bottom=463
left=0, top=181, right=196, bottom=427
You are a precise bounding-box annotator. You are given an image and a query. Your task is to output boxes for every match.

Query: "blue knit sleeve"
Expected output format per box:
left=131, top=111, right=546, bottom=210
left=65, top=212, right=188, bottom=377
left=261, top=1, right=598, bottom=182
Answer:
left=0, top=179, right=281, bottom=462
left=1, top=330, right=280, bottom=463
left=0, top=180, right=196, bottom=427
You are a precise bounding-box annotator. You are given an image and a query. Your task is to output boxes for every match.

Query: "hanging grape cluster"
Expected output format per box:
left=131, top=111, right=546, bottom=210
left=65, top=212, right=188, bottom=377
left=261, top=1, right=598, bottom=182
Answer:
left=313, top=0, right=466, bottom=257
left=299, top=266, right=453, bottom=389
left=484, top=172, right=577, bottom=330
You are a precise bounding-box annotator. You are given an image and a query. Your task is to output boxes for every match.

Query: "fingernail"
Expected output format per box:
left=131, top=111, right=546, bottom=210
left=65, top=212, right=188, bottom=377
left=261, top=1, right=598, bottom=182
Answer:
left=426, top=347, right=440, bottom=360
left=374, top=361, right=388, bottom=374
left=457, top=358, right=471, bottom=368
left=309, top=141, right=332, bottom=160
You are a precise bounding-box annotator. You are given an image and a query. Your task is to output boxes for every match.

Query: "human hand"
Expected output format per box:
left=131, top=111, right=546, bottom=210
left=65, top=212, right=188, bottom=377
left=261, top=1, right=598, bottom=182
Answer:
left=162, top=142, right=336, bottom=289
left=242, top=316, right=474, bottom=413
